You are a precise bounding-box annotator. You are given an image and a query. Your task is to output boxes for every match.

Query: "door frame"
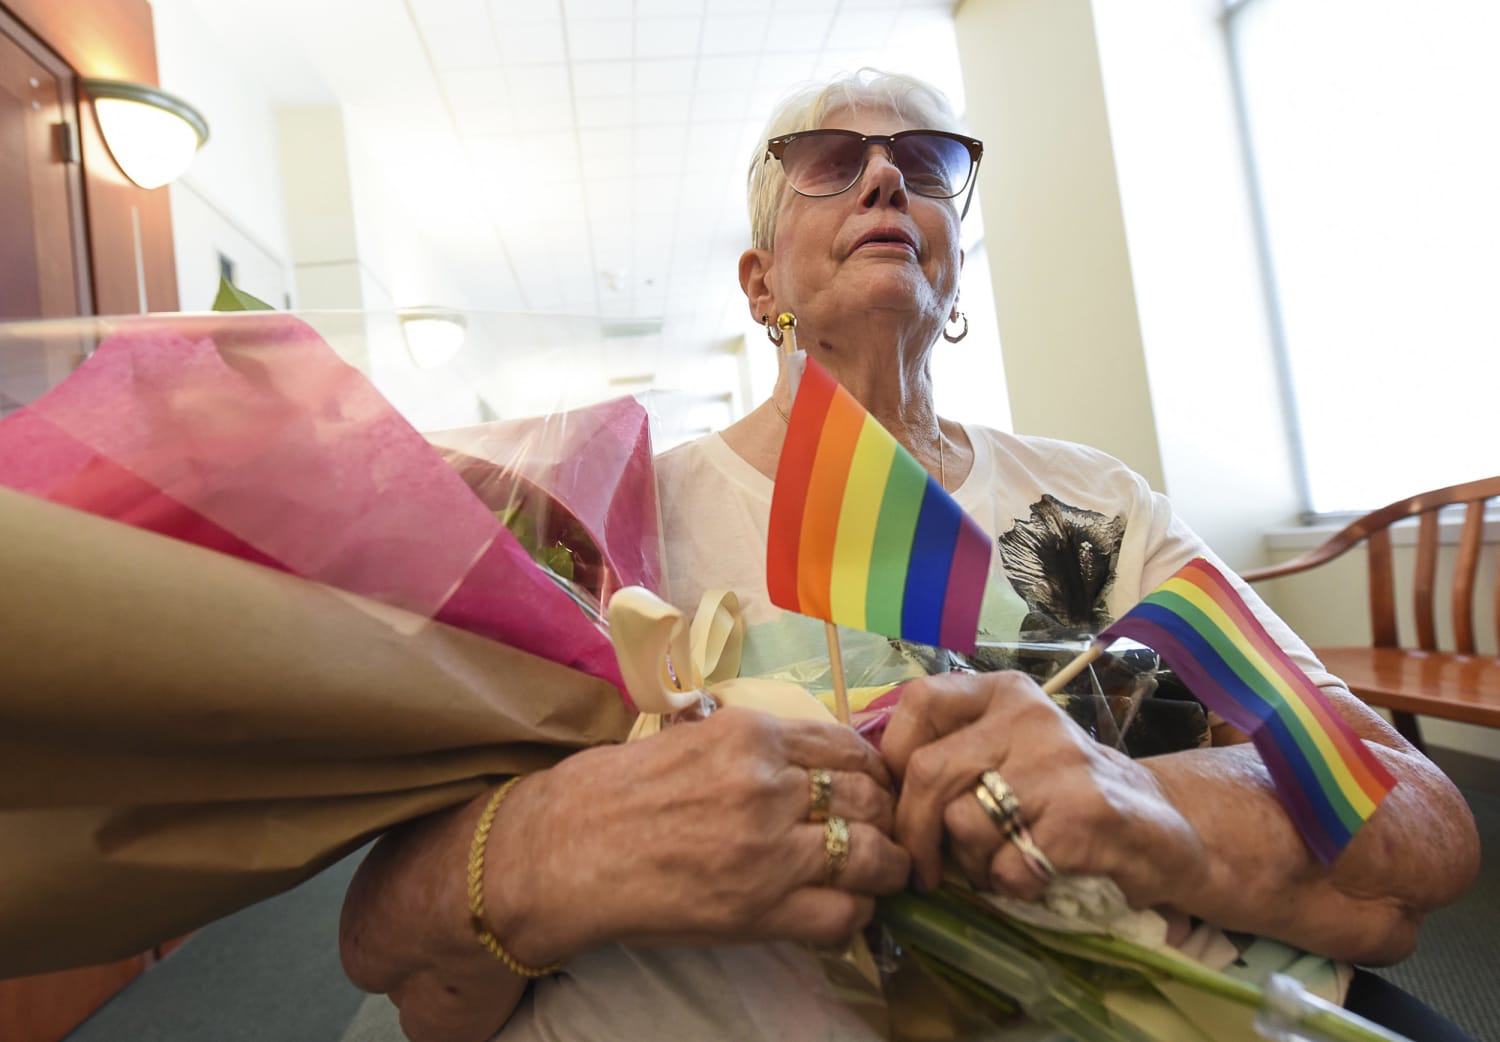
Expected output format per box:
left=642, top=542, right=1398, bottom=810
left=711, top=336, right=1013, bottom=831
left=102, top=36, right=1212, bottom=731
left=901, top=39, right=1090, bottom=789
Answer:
left=0, top=3, right=94, bottom=316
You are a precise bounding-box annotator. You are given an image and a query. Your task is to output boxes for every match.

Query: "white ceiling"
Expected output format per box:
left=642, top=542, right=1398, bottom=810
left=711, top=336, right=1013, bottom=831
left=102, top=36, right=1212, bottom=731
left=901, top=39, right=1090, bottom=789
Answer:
left=171, top=0, right=969, bottom=369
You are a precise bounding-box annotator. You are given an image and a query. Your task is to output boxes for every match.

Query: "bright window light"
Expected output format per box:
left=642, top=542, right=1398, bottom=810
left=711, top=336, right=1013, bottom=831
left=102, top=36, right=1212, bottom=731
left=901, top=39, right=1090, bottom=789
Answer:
left=1230, top=0, right=1500, bottom=513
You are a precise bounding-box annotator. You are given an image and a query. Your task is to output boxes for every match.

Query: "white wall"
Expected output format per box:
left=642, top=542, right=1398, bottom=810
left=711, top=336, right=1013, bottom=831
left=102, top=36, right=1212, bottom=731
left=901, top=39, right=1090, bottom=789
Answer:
left=956, top=0, right=1165, bottom=493
left=955, top=0, right=1496, bottom=765
left=151, top=0, right=294, bottom=311
left=954, top=0, right=1300, bottom=568
left=1090, top=0, right=1300, bottom=569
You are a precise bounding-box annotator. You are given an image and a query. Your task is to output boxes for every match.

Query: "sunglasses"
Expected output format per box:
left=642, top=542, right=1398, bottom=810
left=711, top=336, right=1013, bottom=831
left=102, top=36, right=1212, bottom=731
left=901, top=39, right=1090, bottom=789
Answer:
left=765, top=129, right=984, bottom=217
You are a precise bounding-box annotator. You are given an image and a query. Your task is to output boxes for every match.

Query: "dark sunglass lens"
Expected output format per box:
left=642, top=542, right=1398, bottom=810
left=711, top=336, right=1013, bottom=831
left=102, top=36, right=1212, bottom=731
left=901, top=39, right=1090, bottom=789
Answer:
left=892, top=134, right=971, bottom=197
left=781, top=133, right=865, bottom=196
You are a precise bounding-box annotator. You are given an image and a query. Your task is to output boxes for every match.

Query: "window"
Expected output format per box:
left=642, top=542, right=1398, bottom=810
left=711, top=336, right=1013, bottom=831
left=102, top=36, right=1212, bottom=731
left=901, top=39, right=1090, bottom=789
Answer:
left=1226, top=0, right=1499, bottom=514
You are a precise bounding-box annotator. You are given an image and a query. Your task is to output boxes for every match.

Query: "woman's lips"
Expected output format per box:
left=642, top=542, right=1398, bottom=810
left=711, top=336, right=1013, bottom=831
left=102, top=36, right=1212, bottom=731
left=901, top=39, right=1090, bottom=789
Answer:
left=852, top=233, right=917, bottom=255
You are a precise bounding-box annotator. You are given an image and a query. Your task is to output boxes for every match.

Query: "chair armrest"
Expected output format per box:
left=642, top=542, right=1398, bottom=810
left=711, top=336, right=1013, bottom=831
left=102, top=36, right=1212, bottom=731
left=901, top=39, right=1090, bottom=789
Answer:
left=1241, top=532, right=1364, bottom=584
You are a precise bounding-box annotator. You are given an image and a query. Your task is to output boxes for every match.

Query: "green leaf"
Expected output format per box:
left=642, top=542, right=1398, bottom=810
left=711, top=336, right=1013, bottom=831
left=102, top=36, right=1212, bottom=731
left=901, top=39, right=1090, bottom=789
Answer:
left=539, top=544, right=574, bottom=581
left=212, top=277, right=275, bottom=312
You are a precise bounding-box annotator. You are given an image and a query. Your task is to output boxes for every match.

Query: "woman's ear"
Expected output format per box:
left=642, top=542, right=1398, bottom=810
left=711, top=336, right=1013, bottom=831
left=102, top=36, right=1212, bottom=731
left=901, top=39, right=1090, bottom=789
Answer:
left=738, top=248, right=775, bottom=323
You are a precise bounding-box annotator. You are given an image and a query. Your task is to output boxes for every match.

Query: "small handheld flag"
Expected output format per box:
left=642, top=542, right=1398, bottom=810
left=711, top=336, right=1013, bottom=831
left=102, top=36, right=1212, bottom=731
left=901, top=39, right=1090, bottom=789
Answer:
left=1098, top=557, right=1397, bottom=864
left=767, top=353, right=991, bottom=655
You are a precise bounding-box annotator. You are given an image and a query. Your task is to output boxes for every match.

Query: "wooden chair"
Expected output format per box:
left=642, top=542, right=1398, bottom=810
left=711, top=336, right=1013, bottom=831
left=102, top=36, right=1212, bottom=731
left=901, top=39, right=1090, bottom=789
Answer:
left=1241, top=476, right=1500, bottom=751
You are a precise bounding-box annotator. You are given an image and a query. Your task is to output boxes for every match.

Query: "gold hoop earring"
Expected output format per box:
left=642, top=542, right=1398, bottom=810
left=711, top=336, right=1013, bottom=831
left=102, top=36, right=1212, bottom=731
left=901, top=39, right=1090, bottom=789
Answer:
left=762, top=314, right=784, bottom=347
left=942, top=311, right=968, bottom=344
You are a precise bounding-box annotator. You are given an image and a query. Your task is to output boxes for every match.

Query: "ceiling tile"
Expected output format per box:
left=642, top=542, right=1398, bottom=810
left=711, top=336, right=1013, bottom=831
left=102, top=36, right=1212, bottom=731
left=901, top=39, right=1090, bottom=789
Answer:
left=490, top=0, right=563, bottom=23
left=467, top=137, right=516, bottom=176
left=514, top=130, right=581, bottom=170
left=634, top=123, right=687, bottom=159
left=683, top=121, right=752, bottom=170
left=633, top=57, right=697, bottom=95
left=826, top=7, right=900, bottom=49
left=634, top=93, right=692, bottom=124
left=753, top=53, right=820, bottom=95
left=570, top=60, right=632, bottom=97
left=637, top=0, right=704, bottom=14
left=496, top=20, right=567, bottom=64
left=635, top=16, right=702, bottom=58
left=457, top=106, right=518, bottom=135
left=511, top=98, right=577, bottom=132
left=575, top=92, right=632, bottom=128
left=700, top=13, right=768, bottom=55
left=578, top=128, right=633, bottom=176
left=689, top=88, right=752, bottom=122
left=524, top=179, right=587, bottom=214
left=412, top=0, right=492, bottom=28
left=562, top=0, right=634, bottom=18
left=421, top=21, right=504, bottom=67
left=507, top=63, right=572, bottom=105
left=582, top=176, right=625, bottom=211
left=705, top=0, right=772, bottom=11
left=765, top=9, right=834, bottom=50
left=566, top=17, right=634, bottom=61
left=441, top=66, right=511, bottom=105
left=635, top=176, right=684, bottom=217
left=694, top=53, right=757, bottom=92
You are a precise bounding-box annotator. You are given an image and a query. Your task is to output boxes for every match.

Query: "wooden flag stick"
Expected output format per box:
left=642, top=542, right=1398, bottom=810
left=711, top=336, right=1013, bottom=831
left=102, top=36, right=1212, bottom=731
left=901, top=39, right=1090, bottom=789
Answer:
left=824, top=620, right=852, bottom=725
left=1040, top=642, right=1104, bottom=696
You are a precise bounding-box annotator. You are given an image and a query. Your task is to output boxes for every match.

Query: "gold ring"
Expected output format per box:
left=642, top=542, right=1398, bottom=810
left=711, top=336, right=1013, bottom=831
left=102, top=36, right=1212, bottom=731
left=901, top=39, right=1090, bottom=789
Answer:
left=1012, top=825, right=1058, bottom=883
left=974, top=769, right=1022, bottom=837
left=809, top=768, right=833, bottom=822
left=824, top=815, right=850, bottom=883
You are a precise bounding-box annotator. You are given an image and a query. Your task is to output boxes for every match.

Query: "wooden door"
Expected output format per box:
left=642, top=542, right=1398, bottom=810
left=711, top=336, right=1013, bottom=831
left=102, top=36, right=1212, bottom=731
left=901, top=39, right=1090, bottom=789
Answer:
left=0, top=7, right=91, bottom=320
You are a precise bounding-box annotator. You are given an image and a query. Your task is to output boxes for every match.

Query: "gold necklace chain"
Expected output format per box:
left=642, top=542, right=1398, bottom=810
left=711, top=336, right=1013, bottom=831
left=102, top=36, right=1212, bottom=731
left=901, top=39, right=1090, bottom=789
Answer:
left=774, top=399, right=946, bottom=491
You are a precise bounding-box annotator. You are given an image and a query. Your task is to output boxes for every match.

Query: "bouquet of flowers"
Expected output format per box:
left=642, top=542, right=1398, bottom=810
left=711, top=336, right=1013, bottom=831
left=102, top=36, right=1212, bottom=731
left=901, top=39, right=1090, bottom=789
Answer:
left=0, top=300, right=1416, bottom=1042
left=0, top=300, right=657, bottom=975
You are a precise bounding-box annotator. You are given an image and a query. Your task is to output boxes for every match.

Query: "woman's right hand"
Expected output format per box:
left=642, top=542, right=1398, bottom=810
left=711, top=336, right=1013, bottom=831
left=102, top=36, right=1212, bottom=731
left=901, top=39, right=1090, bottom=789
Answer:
left=341, top=707, right=910, bottom=1041
left=488, top=706, right=912, bottom=965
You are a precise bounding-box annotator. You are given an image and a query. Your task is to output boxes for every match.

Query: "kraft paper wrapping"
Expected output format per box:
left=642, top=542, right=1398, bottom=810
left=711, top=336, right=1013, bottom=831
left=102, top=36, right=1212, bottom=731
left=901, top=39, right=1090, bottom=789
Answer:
left=0, top=485, right=633, bottom=977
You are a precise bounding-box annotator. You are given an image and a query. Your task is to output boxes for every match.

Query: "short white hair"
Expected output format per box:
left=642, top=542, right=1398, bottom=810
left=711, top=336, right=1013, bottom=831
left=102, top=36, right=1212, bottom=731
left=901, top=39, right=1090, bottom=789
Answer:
left=745, top=69, right=967, bottom=251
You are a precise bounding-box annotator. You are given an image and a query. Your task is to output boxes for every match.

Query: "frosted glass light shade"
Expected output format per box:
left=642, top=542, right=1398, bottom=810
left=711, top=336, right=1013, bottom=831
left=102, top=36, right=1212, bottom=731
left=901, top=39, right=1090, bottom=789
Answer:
left=83, top=79, right=210, bottom=190
left=399, top=308, right=467, bottom=369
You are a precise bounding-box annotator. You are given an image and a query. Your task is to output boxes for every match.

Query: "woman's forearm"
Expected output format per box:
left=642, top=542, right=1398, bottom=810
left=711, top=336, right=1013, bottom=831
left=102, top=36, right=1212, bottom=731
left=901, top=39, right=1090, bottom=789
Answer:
left=1146, top=692, right=1480, bottom=964
left=340, top=795, right=533, bottom=1042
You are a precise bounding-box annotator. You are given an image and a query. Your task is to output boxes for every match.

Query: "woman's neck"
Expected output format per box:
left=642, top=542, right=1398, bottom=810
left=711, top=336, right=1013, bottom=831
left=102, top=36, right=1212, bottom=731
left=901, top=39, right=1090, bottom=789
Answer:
left=721, top=329, right=973, bottom=490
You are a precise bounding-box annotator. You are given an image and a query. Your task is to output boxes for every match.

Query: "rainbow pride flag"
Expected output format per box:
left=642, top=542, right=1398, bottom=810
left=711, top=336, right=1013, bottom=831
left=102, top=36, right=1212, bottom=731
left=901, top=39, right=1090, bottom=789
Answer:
left=1099, top=557, right=1397, bottom=863
left=767, top=356, right=991, bottom=653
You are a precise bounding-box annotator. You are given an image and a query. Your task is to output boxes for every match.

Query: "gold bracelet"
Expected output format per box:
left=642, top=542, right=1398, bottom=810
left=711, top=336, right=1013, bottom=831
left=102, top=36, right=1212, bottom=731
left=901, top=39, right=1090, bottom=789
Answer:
left=466, top=776, right=561, bottom=978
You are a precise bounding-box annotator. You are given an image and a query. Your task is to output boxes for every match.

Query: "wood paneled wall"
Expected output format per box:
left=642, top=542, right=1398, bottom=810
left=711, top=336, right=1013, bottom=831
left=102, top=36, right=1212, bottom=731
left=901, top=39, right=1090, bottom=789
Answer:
left=1, top=8, right=183, bottom=1036
left=3, top=0, right=179, bottom=314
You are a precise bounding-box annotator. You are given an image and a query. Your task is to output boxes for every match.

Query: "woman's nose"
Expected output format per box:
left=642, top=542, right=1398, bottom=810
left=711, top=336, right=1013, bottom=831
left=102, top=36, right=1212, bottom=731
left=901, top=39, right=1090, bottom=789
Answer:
left=858, top=145, right=909, bottom=210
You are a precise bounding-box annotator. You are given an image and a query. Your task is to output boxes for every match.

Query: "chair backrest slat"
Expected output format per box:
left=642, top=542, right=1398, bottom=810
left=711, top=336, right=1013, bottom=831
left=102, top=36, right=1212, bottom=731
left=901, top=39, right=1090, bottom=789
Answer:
left=1453, top=501, right=1484, bottom=655
left=1415, top=511, right=1440, bottom=651
left=1246, top=476, right=1500, bottom=655
left=1368, top=526, right=1398, bottom=648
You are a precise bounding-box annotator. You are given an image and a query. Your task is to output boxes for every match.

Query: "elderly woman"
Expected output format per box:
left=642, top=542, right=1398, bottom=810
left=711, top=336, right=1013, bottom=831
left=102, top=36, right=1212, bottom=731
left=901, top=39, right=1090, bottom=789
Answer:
left=340, top=70, right=1480, bottom=1041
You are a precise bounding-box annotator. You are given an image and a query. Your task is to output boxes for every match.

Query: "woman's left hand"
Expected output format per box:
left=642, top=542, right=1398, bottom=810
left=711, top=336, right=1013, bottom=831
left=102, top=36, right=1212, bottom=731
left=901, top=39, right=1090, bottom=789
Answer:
left=882, top=670, right=1208, bottom=909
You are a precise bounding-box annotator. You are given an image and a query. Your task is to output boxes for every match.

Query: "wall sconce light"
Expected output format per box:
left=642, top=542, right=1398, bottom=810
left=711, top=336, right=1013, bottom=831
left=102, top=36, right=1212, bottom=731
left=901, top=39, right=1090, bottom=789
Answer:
left=399, top=307, right=467, bottom=369
left=81, top=78, right=210, bottom=190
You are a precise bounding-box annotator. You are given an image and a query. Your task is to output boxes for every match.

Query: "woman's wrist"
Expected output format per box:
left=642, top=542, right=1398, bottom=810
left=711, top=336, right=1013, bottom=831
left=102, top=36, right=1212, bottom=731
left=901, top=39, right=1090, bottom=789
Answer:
left=476, top=768, right=607, bottom=970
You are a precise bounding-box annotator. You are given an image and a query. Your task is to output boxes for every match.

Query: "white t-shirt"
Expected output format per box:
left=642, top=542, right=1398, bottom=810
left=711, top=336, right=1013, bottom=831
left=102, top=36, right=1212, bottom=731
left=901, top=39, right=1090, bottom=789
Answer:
left=656, top=425, right=1338, bottom=700
left=470, top=426, right=1347, bottom=1042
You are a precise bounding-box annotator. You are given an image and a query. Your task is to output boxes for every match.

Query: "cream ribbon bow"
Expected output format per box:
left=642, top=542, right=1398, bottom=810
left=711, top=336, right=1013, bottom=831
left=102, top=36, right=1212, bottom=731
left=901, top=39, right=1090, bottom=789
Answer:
left=607, top=586, right=836, bottom=740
